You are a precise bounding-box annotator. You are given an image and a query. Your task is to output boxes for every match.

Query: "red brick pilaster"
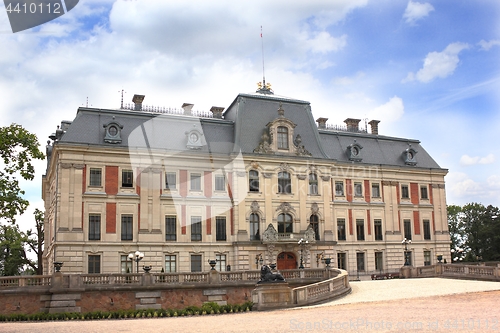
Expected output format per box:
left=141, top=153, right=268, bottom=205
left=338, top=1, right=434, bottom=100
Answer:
left=105, top=166, right=118, bottom=195
left=106, top=203, right=116, bottom=233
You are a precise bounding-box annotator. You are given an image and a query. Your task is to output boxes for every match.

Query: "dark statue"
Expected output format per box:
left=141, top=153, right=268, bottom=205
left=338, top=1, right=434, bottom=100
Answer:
left=257, top=265, right=286, bottom=284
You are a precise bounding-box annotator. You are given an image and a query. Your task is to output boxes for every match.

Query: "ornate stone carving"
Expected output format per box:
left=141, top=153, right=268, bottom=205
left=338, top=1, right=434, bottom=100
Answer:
left=311, top=202, right=319, bottom=215
left=185, top=125, right=204, bottom=150
left=250, top=161, right=260, bottom=169
left=276, top=202, right=295, bottom=214
left=294, top=134, right=312, bottom=156
left=250, top=201, right=260, bottom=214
left=304, top=224, right=316, bottom=243
left=262, top=172, right=273, bottom=178
left=263, top=224, right=278, bottom=243
left=279, top=162, right=290, bottom=172
left=253, top=131, right=274, bottom=154
left=296, top=174, right=307, bottom=180
left=320, top=175, right=330, bottom=181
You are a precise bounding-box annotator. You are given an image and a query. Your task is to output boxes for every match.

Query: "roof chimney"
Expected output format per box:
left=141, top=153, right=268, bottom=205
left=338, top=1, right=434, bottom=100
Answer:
left=182, top=103, right=194, bottom=115
left=316, top=117, right=328, bottom=129
left=344, top=118, right=361, bottom=132
left=368, top=120, right=380, bottom=135
left=132, top=94, right=145, bottom=111
left=210, top=106, right=225, bottom=119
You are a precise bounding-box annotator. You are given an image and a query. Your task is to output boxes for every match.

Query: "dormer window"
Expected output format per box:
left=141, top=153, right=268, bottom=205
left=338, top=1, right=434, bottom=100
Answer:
left=277, top=126, right=289, bottom=149
left=103, top=121, right=123, bottom=144
left=404, top=146, right=418, bottom=166
left=347, top=141, right=363, bottom=162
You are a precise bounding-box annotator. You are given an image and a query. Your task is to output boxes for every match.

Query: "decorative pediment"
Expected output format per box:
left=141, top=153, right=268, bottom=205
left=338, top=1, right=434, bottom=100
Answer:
left=263, top=224, right=278, bottom=242
left=347, top=140, right=363, bottom=162
left=311, top=202, right=319, bottom=215
left=404, top=145, right=418, bottom=166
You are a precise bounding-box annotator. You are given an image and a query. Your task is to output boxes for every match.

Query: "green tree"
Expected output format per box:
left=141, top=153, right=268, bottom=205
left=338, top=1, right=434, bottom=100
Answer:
left=447, top=204, right=466, bottom=262
left=0, top=224, right=28, bottom=276
left=0, top=124, right=44, bottom=224
left=24, top=208, right=44, bottom=275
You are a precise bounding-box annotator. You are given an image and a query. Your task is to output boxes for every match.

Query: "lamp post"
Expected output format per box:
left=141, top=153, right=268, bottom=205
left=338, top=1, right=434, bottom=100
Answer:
left=255, top=253, right=263, bottom=269
left=128, top=251, right=144, bottom=273
left=298, top=238, right=308, bottom=269
left=402, top=238, right=412, bottom=266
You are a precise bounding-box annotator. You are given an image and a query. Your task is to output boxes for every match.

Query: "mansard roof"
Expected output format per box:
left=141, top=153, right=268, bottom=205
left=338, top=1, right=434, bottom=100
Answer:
left=54, top=91, right=444, bottom=170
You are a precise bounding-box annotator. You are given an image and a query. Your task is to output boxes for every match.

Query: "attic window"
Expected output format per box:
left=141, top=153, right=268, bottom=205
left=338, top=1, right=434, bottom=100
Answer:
left=347, top=140, right=363, bottom=162
left=277, top=126, right=289, bottom=149
left=404, top=146, right=418, bottom=166
left=103, top=121, right=123, bottom=144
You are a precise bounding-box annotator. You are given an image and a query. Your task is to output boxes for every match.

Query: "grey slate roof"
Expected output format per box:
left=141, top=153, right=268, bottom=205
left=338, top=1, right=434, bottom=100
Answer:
left=55, top=91, right=444, bottom=170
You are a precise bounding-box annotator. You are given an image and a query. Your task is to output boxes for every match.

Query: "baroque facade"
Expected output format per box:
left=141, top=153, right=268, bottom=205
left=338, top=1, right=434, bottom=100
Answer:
left=42, top=85, right=450, bottom=275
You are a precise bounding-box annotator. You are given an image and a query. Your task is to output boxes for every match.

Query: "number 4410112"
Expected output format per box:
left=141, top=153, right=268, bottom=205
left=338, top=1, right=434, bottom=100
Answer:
left=5, top=2, right=62, bottom=14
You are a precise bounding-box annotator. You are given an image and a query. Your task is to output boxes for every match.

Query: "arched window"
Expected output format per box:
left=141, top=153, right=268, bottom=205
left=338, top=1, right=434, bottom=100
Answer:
left=278, top=213, right=293, bottom=234
left=277, top=126, right=289, bottom=149
left=278, top=171, right=291, bottom=194
left=249, top=170, right=259, bottom=192
left=250, top=213, right=260, bottom=241
left=309, top=173, right=318, bottom=195
left=309, top=214, right=320, bottom=240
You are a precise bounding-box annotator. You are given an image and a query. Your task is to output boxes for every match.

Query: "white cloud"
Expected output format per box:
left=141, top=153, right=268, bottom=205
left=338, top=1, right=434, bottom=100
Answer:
left=403, top=42, right=469, bottom=83
left=460, top=154, right=495, bottom=166
left=478, top=39, right=500, bottom=51
left=305, top=32, right=347, bottom=54
left=403, top=1, right=435, bottom=25
left=446, top=172, right=500, bottom=207
left=369, top=96, right=404, bottom=122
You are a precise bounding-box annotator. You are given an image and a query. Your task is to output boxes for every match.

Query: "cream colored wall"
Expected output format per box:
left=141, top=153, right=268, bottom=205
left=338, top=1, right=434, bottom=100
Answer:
left=43, top=145, right=450, bottom=275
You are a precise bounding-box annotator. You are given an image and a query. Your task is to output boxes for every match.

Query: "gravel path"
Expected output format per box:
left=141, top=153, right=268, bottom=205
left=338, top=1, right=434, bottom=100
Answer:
left=2, top=278, right=499, bottom=333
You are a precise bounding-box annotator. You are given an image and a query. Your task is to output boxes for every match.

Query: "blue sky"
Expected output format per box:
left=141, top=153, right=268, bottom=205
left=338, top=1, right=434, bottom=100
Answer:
left=0, top=0, right=499, bottom=231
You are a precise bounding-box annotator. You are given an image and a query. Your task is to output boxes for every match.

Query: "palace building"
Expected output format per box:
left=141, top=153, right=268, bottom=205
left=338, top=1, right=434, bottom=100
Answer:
left=42, top=84, right=450, bottom=275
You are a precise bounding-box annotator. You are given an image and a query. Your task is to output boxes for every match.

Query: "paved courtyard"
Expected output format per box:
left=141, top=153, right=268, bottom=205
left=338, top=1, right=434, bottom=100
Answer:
left=2, top=278, right=499, bottom=333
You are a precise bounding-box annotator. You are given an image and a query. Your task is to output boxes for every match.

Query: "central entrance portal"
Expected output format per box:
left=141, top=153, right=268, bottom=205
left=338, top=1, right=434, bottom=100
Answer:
left=277, top=252, right=297, bottom=270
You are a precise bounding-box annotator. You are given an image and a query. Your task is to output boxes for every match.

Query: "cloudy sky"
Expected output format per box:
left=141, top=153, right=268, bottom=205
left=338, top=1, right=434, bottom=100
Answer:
left=1, top=0, right=499, bottom=231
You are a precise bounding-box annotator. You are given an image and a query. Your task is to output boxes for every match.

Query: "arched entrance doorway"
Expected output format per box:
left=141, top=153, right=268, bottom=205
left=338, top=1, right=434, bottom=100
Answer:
left=277, top=252, right=297, bottom=270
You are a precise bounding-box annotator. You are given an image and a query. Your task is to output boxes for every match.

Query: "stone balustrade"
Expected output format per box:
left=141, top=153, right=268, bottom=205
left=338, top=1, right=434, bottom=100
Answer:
left=400, top=263, right=500, bottom=281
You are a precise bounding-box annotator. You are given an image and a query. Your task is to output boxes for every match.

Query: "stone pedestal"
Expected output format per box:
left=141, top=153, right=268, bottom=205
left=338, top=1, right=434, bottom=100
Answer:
left=251, top=283, right=293, bottom=311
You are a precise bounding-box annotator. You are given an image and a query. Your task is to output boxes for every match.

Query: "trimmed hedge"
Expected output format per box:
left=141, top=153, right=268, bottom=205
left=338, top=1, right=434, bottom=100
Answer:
left=0, top=301, right=253, bottom=322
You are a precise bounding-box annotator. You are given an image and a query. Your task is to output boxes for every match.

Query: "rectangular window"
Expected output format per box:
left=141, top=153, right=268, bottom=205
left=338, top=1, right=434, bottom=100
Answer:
left=121, top=255, right=132, bottom=274
left=401, top=185, right=409, bottom=199
left=190, top=173, right=201, bottom=191
left=88, top=255, right=101, bottom=274
left=420, top=185, right=428, bottom=199
left=371, top=183, right=380, bottom=198
left=423, top=220, right=431, bottom=240
left=335, top=181, right=344, bottom=196
left=121, top=215, right=133, bottom=241
left=278, top=172, right=291, bottom=194
left=356, top=252, right=365, bottom=271
left=165, top=255, right=176, bottom=273
left=122, top=169, right=133, bottom=188
left=309, top=173, right=318, bottom=195
left=374, top=219, right=383, bottom=241
left=165, top=172, right=176, bottom=189
left=216, top=254, right=227, bottom=271
left=277, top=126, right=289, bottom=149
left=165, top=215, right=177, bottom=241
left=424, top=251, right=431, bottom=266
left=191, top=216, right=202, bottom=241
left=354, top=182, right=363, bottom=197
left=191, top=254, right=202, bottom=272
left=375, top=252, right=383, bottom=271
left=356, top=219, right=365, bottom=241
left=249, top=170, right=259, bottom=192
left=337, top=252, right=346, bottom=270
left=404, top=219, right=412, bottom=240
left=89, top=168, right=102, bottom=187
left=250, top=213, right=260, bottom=241
left=216, top=216, right=227, bottom=241
left=88, top=214, right=101, bottom=241
left=337, top=218, right=346, bottom=241
left=215, top=175, right=226, bottom=191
